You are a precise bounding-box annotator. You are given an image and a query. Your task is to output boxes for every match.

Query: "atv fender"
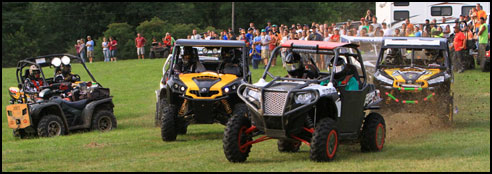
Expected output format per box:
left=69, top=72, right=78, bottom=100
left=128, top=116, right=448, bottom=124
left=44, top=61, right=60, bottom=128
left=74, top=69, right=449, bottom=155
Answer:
left=75, top=97, right=114, bottom=130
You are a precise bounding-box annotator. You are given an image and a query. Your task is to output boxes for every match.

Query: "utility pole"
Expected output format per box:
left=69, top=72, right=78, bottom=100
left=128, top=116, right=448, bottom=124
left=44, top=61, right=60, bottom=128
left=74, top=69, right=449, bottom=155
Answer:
left=232, top=2, right=235, bottom=33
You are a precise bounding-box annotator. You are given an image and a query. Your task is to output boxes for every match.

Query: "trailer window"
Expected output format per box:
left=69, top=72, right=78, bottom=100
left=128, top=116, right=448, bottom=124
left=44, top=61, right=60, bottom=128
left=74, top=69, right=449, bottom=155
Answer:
left=431, top=6, right=452, bottom=16
left=394, top=2, right=409, bottom=6
left=394, top=11, right=409, bottom=21
left=462, top=5, right=482, bottom=16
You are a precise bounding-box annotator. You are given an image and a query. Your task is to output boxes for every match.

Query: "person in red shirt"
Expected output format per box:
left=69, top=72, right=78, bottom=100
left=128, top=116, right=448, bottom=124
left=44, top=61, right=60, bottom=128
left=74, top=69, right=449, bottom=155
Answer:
left=452, top=26, right=466, bottom=73
left=135, top=33, right=147, bottom=59
left=109, top=37, right=118, bottom=62
left=330, top=28, right=341, bottom=42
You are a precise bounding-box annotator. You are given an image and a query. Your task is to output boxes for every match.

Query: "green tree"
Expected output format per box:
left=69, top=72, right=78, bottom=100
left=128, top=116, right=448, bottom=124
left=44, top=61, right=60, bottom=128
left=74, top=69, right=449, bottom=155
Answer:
left=103, top=22, right=135, bottom=60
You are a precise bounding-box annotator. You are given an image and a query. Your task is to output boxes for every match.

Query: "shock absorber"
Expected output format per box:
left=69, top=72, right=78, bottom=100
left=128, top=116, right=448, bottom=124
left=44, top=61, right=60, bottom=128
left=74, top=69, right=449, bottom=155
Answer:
left=179, top=99, right=188, bottom=116
left=221, top=99, right=232, bottom=115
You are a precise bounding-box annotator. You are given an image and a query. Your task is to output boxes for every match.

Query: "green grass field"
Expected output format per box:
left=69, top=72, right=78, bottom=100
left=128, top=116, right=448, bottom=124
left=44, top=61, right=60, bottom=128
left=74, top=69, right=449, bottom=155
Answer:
left=2, top=58, right=490, bottom=172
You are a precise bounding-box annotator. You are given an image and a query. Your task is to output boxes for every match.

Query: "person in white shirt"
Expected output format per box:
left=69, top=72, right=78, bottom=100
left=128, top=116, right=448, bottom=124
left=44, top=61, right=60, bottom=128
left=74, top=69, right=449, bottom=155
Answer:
left=190, top=29, right=201, bottom=40
left=382, top=22, right=393, bottom=37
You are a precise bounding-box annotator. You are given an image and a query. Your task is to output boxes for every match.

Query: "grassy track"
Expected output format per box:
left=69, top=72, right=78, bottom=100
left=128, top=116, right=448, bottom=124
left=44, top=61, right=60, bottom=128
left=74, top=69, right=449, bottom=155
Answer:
left=2, top=58, right=489, bottom=172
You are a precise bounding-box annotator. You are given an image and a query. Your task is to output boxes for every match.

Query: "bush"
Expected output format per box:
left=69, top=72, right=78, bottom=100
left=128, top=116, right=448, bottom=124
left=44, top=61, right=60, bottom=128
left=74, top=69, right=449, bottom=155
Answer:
left=136, top=17, right=172, bottom=42
left=103, top=22, right=136, bottom=60
left=2, top=27, right=40, bottom=67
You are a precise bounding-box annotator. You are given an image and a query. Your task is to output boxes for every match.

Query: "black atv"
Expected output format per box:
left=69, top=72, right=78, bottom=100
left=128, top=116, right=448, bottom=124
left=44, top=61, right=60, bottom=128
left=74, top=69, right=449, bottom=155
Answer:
left=6, top=54, right=116, bottom=138
left=155, top=40, right=252, bottom=141
left=223, top=40, right=385, bottom=162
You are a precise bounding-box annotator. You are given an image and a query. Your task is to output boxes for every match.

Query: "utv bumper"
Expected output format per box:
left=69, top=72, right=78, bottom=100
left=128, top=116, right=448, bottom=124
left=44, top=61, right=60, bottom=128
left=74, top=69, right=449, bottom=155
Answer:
left=6, top=104, right=31, bottom=129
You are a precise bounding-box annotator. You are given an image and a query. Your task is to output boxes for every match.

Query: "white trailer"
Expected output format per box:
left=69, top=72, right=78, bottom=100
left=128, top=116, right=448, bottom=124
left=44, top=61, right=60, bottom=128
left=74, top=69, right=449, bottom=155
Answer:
left=376, top=2, right=490, bottom=29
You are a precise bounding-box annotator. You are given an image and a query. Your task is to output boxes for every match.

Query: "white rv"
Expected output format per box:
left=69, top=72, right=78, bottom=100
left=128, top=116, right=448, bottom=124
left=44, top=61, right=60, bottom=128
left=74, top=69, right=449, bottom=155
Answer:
left=376, top=2, right=490, bottom=29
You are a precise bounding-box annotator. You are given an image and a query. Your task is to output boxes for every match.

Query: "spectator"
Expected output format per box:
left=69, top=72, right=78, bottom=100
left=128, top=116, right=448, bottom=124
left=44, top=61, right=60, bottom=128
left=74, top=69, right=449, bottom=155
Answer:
left=424, top=19, right=432, bottom=36
left=210, top=31, right=217, bottom=40
left=368, top=25, right=375, bottom=37
left=109, top=36, right=117, bottom=62
left=452, top=26, right=466, bottom=73
left=203, top=33, right=210, bottom=40
left=296, top=23, right=303, bottom=34
left=405, top=18, right=414, bottom=32
left=221, top=31, right=228, bottom=40
left=228, top=32, right=236, bottom=40
left=371, top=16, right=381, bottom=29
left=135, top=33, right=146, bottom=59
left=364, top=9, right=374, bottom=22
left=251, top=29, right=262, bottom=69
left=330, top=28, right=341, bottom=42
left=406, top=27, right=414, bottom=37
left=394, top=28, right=401, bottom=37
left=413, top=26, right=422, bottom=37
left=187, top=35, right=191, bottom=39
left=86, top=36, right=95, bottom=63
left=249, top=22, right=256, bottom=33
left=443, top=25, right=451, bottom=38
left=79, top=38, right=86, bottom=62
left=374, top=27, right=383, bottom=37
left=401, top=23, right=407, bottom=36
left=268, top=30, right=277, bottom=66
left=265, top=21, right=272, bottom=31
left=280, top=29, right=289, bottom=68
left=74, top=40, right=80, bottom=59
left=260, top=29, right=271, bottom=66
left=102, top=37, right=110, bottom=62
left=463, top=25, right=475, bottom=69
left=308, top=26, right=323, bottom=41
left=382, top=22, right=392, bottom=36
left=246, top=28, right=254, bottom=47
left=476, top=3, right=487, bottom=21
left=191, top=29, right=201, bottom=40
left=360, top=28, right=368, bottom=37
left=478, top=17, right=488, bottom=69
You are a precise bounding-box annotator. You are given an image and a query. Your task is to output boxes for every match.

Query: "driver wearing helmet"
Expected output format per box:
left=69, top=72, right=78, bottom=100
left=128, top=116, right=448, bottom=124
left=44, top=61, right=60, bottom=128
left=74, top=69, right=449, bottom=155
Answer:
left=174, top=46, right=205, bottom=73
left=221, top=47, right=242, bottom=76
left=331, top=57, right=359, bottom=91
left=54, top=63, right=80, bottom=83
left=285, top=52, right=317, bottom=79
left=24, top=65, right=45, bottom=93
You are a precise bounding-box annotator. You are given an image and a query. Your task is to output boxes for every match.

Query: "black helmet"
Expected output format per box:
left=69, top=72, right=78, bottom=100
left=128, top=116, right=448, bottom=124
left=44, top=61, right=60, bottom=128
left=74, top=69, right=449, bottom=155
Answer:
left=285, top=52, right=304, bottom=78
left=182, top=46, right=194, bottom=65
left=329, top=56, right=346, bottom=73
left=61, top=64, right=72, bottom=75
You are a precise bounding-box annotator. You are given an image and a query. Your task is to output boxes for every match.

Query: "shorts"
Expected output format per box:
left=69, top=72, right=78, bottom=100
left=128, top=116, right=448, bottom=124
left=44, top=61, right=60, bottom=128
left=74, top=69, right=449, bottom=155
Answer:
left=137, top=47, right=145, bottom=55
left=111, top=49, right=117, bottom=57
left=261, top=49, right=270, bottom=60
left=87, top=50, right=94, bottom=58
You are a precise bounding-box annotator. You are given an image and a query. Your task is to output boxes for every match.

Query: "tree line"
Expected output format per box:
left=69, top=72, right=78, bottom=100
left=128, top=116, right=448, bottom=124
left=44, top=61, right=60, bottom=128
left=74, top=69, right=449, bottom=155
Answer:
left=2, top=2, right=374, bottom=67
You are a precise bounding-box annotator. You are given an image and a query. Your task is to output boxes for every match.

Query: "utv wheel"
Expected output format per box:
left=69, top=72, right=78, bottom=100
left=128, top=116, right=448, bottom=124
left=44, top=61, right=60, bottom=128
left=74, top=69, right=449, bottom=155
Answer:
left=161, top=104, right=178, bottom=141
left=361, top=113, right=386, bottom=152
left=223, top=115, right=253, bottom=162
left=310, top=118, right=338, bottom=162
left=277, top=139, right=301, bottom=152
left=37, top=114, right=66, bottom=137
left=92, top=110, right=117, bottom=131
left=155, top=98, right=168, bottom=127
left=232, top=103, right=249, bottom=117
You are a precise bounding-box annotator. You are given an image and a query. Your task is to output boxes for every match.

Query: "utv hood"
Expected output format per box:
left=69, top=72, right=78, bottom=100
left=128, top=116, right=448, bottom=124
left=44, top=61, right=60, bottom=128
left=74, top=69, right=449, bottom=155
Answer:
left=383, top=68, right=441, bottom=88
left=179, top=72, right=237, bottom=99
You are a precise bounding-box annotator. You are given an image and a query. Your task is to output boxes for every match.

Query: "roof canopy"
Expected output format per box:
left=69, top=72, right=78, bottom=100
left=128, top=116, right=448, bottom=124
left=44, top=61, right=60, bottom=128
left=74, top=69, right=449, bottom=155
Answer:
left=175, top=39, right=246, bottom=47
left=280, top=40, right=358, bottom=50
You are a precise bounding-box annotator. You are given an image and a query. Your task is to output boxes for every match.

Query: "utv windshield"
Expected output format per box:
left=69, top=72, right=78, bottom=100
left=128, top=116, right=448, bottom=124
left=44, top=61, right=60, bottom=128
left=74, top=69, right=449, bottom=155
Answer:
left=378, top=48, right=447, bottom=69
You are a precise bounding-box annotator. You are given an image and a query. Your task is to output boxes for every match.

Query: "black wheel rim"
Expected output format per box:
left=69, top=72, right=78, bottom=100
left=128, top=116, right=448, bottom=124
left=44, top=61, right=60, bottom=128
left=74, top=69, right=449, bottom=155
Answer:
left=98, top=116, right=112, bottom=131
left=48, top=121, right=61, bottom=136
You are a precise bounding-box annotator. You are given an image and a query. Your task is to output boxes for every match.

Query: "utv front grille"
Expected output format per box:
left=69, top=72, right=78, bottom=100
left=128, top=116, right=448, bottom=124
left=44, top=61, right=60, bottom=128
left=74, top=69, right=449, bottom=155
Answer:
left=263, top=91, right=288, bottom=115
left=190, top=90, right=219, bottom=97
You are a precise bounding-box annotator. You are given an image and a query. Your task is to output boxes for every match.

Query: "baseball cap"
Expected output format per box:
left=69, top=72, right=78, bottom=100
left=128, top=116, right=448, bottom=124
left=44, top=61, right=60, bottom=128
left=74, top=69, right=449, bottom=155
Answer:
left=261, top=29, right=266, bottom=32
left=272, top=24, right=277, bottom=27
left=248, top=27, right=254, bottom=31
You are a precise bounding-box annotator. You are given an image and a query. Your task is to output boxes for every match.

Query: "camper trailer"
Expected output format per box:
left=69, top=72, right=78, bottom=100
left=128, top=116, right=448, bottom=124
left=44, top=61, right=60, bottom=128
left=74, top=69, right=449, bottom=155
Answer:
left=376, top=2, right=490, bottom=29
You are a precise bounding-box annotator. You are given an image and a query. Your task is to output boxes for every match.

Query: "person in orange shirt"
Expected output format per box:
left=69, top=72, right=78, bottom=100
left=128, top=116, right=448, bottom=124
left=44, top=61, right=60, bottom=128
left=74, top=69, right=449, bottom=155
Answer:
left=405, top=18, right=414, bottom=33
left=476, top=3, right=487, bottom=21
left=268, top=30, right=278, bottom=66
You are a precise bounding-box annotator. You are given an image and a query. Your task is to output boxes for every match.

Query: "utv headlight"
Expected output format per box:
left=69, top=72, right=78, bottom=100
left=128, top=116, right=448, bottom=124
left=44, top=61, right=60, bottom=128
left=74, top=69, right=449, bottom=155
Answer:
left=224, top=87, right=230, bottom=93
left=427, top=76, right=444, bottom=85
left=244, top=88, right=260, bottom=102
left=375, top=72, right=394, bottom=85
left=295, top=92, right=314, bottom=104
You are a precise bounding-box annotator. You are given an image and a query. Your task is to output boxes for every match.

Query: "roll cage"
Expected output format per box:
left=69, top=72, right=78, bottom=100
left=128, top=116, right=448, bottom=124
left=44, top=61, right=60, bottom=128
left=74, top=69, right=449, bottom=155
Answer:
left=168, top=39, right=250, bottom=82
left=261, top=40, right=366, bottom=88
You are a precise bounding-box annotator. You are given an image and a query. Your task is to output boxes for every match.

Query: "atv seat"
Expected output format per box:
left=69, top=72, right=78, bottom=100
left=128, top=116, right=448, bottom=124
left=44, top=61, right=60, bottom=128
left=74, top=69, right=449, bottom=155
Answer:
left=60, top=99, right=88, bottom=110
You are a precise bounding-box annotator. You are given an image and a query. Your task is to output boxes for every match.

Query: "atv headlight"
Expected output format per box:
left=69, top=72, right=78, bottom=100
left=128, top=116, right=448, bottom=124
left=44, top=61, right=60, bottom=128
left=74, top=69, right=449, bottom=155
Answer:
left=427, top=76, right=444, bottom=85
left=375, top=72, right=394, bottom=85
left=295, top=92, right=314, bottom=104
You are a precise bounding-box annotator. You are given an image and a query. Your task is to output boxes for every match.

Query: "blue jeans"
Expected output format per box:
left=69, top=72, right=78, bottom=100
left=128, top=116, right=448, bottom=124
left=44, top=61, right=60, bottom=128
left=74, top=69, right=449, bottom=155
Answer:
left=79, top=51, right=86, bottom=63
left=103, top=49, right=110, bottom=62
left=252, top=59, right=261, bottom=69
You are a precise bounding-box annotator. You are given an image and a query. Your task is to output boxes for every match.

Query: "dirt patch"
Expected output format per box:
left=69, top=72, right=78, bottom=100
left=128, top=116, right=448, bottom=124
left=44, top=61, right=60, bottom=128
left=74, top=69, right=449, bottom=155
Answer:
left=380, top=110, right=451, bottom=141
left=84, top=142, right=107, bottom=148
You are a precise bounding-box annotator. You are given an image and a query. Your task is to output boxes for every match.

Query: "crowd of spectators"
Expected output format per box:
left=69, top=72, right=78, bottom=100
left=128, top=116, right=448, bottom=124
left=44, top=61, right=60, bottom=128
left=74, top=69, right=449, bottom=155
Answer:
left=75, top=3, right=488, bottom=73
